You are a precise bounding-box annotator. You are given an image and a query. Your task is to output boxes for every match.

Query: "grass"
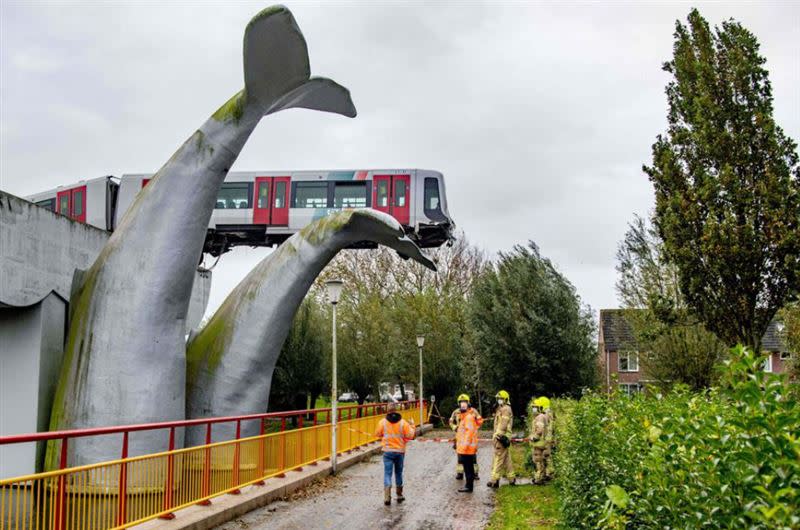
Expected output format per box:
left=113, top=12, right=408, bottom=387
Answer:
left=487, top=484, right=560, bottom=530
left=486, top=444, right=561, bottom=529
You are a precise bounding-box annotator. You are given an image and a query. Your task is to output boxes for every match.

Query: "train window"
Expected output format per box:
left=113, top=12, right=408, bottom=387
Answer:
left=334, top=182, right=367, bottom=208
left=217, top=183, right=251, bottom=209
left=424, top=178, right=441, bottom=211
left=73, top=190, right=84, bottom=216
left=36, top=199, right=55, bottom=211
left=275, top=181, right=286, bottom=208
left=257, top=181, right=270, bottom=209
left=376, top=180, right=389, bottom=208
left=395, top=180, right=407, bottom=207
left=59, top=195, right=69, bottom=215
left=293, top=182, right=328, bottom=208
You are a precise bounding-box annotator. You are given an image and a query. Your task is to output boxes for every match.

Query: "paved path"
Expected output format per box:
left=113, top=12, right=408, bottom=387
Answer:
left=216, top=435, right=497, bottom=530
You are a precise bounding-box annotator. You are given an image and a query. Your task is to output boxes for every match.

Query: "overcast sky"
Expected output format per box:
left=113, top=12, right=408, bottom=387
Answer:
left=2, top=1, right=798, bottom=319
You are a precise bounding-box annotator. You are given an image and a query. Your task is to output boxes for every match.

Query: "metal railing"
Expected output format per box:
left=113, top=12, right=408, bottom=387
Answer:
left=0, top=401, right=425, bottom=529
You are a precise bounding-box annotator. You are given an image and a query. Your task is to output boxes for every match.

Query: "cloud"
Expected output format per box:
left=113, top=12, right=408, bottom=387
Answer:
left=1, top=1, right=798, bottom=318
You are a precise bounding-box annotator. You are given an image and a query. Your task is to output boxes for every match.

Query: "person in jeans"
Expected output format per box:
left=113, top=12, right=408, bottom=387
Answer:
left=374, top=403, right=417, bottom=505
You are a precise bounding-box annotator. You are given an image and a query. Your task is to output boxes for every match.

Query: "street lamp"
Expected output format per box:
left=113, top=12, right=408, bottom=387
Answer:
left=416, top=334, right=425, bottom=429
left=325, top=279, right=344, bottom=475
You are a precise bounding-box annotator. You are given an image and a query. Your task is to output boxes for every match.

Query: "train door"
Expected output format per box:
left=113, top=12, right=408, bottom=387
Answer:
left=55, top=186, right=87, bottom=223
left=253, top=176, right=290, bottom=226
left=372, top=174, right=410, bottom=225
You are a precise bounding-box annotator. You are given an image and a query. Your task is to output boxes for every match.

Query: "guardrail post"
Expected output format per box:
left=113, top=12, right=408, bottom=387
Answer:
left=54, top=437, right=68, bottom=530
left=116, top=432, right=129, bottom=526
left=230, top=420, right=241, bottom=494
left=159, top=427, right=177, bottom=519
left=198, top=423, right=212, bottom=505
left=277, top=418, right=286, bottom=477
left=255, top=419, right=266, bottom=485
left=296, top=416, right=304, bottom=470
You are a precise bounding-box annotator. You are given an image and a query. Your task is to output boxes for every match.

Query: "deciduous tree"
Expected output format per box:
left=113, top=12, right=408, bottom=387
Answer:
left=644, top=9, right=800, bottom=350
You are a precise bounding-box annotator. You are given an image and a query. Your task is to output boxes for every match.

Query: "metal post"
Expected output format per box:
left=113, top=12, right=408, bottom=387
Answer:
left=331, top=301, right=338, bottom=475
left=419, top=344, right=424, bottom=428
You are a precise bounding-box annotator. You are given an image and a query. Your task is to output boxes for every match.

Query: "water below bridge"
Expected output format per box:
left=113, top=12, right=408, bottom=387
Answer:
left=216, top=433, right=497, bottom=530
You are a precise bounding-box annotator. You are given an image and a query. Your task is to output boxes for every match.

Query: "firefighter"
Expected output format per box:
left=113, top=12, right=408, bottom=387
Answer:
left=374, top=402, right=416, bottom=505
left=454, top=394, right=483, bottom=492
left=449, top=395, right=480, bottom=480
left=528, top=397, right=551, bottom=485
left=487, top=390, right=515, bottom=488
left=542, top=397, right=555, bottom=480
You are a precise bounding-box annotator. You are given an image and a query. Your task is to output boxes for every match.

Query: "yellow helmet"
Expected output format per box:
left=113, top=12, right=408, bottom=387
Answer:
left=534, top=396, right=551, bottom=410
left=457, top=393, right=470, bottom=403
left=495, top=390, right=510, bottom=401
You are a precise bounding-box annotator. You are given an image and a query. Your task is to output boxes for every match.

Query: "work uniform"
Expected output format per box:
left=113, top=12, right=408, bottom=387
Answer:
left=455, top=408, right=483, bottom=491
left=543, top=409, right=555, bottom=479
left=449, top=408, right=480, bottom=479
left=375, top=411, right=416, bottom=504
left=530, top=411, right=550, bottom=484
left=490, top=404, right=515, bottom=483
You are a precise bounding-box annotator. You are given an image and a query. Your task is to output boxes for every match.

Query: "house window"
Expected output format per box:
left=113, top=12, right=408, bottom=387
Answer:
left=618, top=351, right=639, bottom=372
left=293, top=182, right=329, bottom=208
left=618, top=383, right=642, bottom=396
left=334, top=182, right=367, bottom=208
left=763, top=353, right=773, bottom=373
left=780, top=351, right=791, bottom=361
left=216, top=183, right=251, bottom=209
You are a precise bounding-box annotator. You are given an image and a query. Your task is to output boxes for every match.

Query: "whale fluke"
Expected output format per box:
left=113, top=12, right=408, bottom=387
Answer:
left=46, top=5, right=356, bottom=470
left=185, top=209, right=434, bottom=443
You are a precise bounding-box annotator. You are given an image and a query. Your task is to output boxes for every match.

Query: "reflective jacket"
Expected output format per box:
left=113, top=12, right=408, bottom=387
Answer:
left=456, top=408, right=483, bottom=455
left=375, top=413, right=415, bottom=453
left=493, top=404, right=513, bottom=439
left=530, top=412, right=549, bottom=448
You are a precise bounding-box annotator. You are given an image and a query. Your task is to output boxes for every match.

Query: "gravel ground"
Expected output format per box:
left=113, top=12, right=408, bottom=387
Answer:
left=216, top=433, right=499, bottom=530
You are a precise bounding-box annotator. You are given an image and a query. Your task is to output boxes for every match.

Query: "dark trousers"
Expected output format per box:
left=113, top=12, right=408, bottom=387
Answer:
left=458, top=454, right=476, bottom=490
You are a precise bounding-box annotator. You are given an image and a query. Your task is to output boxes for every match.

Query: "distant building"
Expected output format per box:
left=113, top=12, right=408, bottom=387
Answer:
left=597, top=309, right=792, bottom=394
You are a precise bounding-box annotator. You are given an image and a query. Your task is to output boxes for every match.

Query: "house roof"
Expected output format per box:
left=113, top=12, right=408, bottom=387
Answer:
left=599, top=309, right=788, bottom=352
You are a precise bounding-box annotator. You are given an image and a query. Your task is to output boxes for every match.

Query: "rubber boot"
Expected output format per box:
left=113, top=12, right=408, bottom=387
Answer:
left=486, top=480, right=499, bottom=488
left=457, top=486, right=473, bottom=493
left=396, top=485, right=405, bottom=503
left=384, top=487, right=391, bottom=506
left=455, top=473, right=463, bottom=480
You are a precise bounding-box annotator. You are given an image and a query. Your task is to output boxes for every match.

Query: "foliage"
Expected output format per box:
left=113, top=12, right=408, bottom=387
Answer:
left=644, top=9, right=800, bottom=350
left=470, top=242, right=597, bottom=415
left=269, top=297, right=329, bottom=411
left=780, top=303, right=799, bottom=377
left=487, top=483, right=560, bottom=530
left=556, top=345, right=800, bottom=529
left=616, top=215, right=728, bottom=389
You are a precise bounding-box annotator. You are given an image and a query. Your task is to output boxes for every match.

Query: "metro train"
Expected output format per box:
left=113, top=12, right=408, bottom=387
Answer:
left=25, top=169, right=454, bottom=255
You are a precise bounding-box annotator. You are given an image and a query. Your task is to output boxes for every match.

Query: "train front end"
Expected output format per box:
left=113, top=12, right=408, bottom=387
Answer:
left=414, top=169, right=455, bottom=247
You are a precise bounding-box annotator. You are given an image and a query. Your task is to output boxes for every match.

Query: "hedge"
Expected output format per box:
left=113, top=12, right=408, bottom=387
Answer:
left=555, top=346, right=800, bottom=529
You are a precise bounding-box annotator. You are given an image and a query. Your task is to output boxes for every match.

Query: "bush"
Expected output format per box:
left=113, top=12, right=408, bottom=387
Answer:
left=555, top=346, right=800, bottom=529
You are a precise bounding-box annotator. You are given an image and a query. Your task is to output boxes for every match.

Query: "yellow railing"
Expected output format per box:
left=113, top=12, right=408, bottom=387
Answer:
left=0, top=404, right=425, bottom=530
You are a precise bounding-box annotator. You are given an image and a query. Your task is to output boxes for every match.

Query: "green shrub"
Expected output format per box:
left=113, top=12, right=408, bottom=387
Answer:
left=555, top=346, right=800, bottom=529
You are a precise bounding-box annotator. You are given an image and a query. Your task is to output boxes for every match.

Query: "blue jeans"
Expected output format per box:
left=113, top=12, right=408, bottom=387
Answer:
left=383, top=451, right=405, bottom=487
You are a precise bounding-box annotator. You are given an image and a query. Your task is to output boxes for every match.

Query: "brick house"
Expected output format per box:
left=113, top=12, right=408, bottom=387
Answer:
left=598, top=309, right=792, bottom=394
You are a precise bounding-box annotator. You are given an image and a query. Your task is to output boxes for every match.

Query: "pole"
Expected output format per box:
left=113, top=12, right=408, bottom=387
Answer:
left=418, top=344, right=424, bottom=428
left=331, top=302, right=338, bottom=475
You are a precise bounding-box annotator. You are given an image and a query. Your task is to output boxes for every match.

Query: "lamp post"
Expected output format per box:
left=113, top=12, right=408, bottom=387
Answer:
left=325, top=279, right=344, bottom=475
left=416, top=334, right=425, bottom=428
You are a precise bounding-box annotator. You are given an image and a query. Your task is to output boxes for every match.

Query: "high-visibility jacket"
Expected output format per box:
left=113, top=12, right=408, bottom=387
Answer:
left=375, top=416, right=415, bottom=453
left=456, top=408, right=483, bottom=455
left=530, top=412, right=549, bottom=448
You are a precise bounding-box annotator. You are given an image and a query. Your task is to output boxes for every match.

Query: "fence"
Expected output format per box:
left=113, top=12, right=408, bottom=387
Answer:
left=0, top=402, right=426, bottom=530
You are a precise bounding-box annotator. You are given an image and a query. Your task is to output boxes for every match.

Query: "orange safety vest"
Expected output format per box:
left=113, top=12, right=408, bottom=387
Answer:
left=375, top=417, right=415, bottom=453
left=456, top=409, right=483, bottom=455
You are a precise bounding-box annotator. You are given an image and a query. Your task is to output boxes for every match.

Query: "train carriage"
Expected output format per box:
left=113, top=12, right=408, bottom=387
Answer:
left=25, top=169, right=454, bottom=256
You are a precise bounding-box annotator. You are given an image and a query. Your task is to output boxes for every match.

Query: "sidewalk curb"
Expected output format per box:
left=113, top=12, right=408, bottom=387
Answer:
left=133, top=424, right=433, bottom=530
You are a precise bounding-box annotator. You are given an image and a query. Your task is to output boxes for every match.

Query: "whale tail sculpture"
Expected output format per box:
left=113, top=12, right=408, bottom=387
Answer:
left=47, top=5, right=356, bottom=470
left=185, top=209, right=435, bottom=444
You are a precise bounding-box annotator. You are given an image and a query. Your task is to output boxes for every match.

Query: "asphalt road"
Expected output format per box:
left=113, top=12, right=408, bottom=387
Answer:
left=216, top=434, right=497, bottom=530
